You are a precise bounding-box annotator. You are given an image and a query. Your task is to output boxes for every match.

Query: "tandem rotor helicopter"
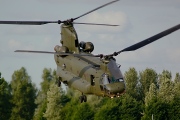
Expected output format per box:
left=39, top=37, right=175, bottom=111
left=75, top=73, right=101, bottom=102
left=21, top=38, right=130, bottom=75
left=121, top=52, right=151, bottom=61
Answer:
left=1, top=0, right=180, bottom=102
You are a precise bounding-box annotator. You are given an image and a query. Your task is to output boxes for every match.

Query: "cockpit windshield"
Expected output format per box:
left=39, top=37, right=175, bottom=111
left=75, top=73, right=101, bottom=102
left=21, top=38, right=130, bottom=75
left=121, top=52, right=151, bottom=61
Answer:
left=101, top=59, right=124, bottom=85
left=107, top=59, right=123, bottom=80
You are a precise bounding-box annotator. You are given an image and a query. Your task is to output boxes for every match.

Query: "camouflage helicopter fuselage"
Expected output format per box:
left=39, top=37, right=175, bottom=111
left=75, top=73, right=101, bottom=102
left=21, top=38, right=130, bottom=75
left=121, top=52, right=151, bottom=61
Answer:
left=54, top=23, right=126, bottom=98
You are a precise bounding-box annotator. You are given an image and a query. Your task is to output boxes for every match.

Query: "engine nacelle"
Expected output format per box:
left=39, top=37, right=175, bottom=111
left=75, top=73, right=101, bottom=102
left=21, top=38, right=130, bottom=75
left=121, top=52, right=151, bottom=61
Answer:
left=54, top=45, right=69, bottom=53
left=54, top=45, right=69, bottom=57
left=79, top=41, right=94, bottom=53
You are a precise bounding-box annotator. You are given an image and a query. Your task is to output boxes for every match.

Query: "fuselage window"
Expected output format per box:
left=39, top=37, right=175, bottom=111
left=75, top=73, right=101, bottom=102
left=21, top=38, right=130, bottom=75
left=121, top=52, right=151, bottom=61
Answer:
left=75, top=39, right=79, bottom=47
left=90, top=75, right=95, bottom=86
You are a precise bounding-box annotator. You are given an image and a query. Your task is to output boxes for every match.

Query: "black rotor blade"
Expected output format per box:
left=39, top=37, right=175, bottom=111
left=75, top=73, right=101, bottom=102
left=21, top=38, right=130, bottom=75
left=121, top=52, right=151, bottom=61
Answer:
left=15, top=50, right=95, bottom=57
left=73, top=0, right=120, bottom=21
left=117, top=24, right=180, bottom=53
left=0, top=20, right=61, bottom=25
left=73, top=22, right=119, bottom=26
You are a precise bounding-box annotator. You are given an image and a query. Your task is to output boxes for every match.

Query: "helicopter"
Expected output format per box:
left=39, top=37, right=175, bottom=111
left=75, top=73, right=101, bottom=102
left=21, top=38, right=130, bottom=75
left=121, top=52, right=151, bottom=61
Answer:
left=0, top=0, right=180, bottom=103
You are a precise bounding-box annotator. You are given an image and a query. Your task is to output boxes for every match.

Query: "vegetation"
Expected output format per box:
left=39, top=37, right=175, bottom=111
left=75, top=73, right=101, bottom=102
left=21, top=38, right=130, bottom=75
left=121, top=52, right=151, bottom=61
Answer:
left=0, top=73, right=12, bottom=120
left=0, top=67, right=180, bottom=120
left=10, top=67, right=37, bottom=120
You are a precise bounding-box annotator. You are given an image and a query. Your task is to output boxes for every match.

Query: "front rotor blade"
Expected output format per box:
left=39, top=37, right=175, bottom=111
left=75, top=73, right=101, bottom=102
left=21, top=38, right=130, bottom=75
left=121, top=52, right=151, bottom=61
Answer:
left=118, top=24, right=180, bottom=53
left=15, top=50, right=96, bottom=57
left=0, top=20, right=60, bottom=25
left=73, top=0, right=120, bottom=21
left=73, top=22, right=119, bottom=26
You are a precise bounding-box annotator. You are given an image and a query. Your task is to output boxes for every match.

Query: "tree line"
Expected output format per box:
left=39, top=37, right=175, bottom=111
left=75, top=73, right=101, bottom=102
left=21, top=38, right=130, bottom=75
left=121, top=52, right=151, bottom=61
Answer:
left=0, top=67, right=180, bottom=120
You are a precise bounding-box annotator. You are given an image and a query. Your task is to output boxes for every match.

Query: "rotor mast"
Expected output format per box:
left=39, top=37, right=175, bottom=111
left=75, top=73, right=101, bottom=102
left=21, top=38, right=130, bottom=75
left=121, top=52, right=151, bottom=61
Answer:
left=60, top=23, right=80, bottom=53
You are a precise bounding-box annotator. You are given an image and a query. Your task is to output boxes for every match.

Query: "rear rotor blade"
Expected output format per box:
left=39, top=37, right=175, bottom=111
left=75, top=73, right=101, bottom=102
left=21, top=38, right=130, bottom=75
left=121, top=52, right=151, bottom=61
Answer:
left=73, top=0, right=120, bottom=21
left=0, top=20, right=61, bottom=25
left=15, top=50, right=96, bottom=57
left=73, top=22, right=119, bottom=26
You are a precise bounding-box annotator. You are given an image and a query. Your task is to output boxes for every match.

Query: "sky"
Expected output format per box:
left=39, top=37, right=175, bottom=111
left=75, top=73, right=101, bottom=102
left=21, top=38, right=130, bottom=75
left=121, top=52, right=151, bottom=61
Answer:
left=0, top=0, right=180, bottom=88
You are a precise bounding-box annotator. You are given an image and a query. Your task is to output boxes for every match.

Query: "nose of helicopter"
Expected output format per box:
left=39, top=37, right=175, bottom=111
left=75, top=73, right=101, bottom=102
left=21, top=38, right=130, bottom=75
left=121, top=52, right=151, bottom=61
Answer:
left=105, top=82, right=125, bottom=97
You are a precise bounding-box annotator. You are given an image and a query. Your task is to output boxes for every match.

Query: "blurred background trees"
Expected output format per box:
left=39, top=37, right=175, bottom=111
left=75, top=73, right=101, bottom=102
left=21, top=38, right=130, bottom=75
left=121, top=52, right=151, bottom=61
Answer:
left=0, top=67, right=180, bottom=120
left=9, top=67, right=37, bottom=120
left=0, top=72, right=12, bottom=120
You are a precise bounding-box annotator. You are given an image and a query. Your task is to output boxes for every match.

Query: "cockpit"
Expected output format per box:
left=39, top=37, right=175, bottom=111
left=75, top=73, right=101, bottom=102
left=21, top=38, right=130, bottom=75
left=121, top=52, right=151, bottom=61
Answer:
left=100, top=59, right=125, bottom=97
left=101, top=59, right=124, bottom=83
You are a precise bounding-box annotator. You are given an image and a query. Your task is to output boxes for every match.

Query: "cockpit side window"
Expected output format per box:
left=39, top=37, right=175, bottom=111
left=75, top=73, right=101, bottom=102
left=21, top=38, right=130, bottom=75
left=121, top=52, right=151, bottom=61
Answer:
left=100, top=73, right=124, bottom=85
left=100, top=74, right=110, bottom=85
left=110, top=76, right=124, bottom=83
left=103, top=74, right=110, bottom=85
left=118, top=78, right=124, bottom=82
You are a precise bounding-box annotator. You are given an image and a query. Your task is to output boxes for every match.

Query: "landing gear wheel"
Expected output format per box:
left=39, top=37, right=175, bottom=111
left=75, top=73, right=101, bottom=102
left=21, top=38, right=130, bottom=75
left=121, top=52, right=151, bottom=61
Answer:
left=79, top=94, right=87, bottom=103
left=57, top=80, right=61, bottom=87
left=83, top=95, right=87, bottom=102
left=56, top=76, right=61, bottom=87
left=80, top=96, right=84, bottom=103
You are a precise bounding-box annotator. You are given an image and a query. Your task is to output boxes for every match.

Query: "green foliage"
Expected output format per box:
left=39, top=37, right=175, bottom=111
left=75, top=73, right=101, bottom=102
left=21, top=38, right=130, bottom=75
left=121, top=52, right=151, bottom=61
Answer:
left=35, top=67, right=179, bottom=120
left=87, top=95, right=103, bottom=109
left=142, top=99, right=171, bottom=120
left=72, top=103, right=94, bottom=120
left=0, top=73, right=12, bottom=120
left=139, top=68, right=158, bottom=100
left=60, top=97, right=79, bottom=120
left=95, top=97, right=109, bottom=107
left=145, top=83, right=157, bottom=106
left=2, top=67, right=180, bottom=120
left=33, top=98, right=47, bottom=120
left=158, top=70, right=175, bottom=103
left=94, top=101, right=119, bottom=120
left=43, top=84, right=62, bottom=120
left=168, top=97, right=180, bottom=120
left=41, top=68, right=54, bottom=93
left=10, top=67, right=37, bottom=120
left=159, top=70, right=172, bottom=84
left=33, top=68, right=57, bottom=120
left=94, top=94, right=142, bottom=120
left=60, top=90, right=83, bottom=120
left=142, top=70, right=180, bottom=120
left=124, top=67, right=139, bottom=99
left=174, top=72, right=180, bottom=83
left=174, top=81, right=180, bottom=98
left=42, top=68, right=70, bottom=120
